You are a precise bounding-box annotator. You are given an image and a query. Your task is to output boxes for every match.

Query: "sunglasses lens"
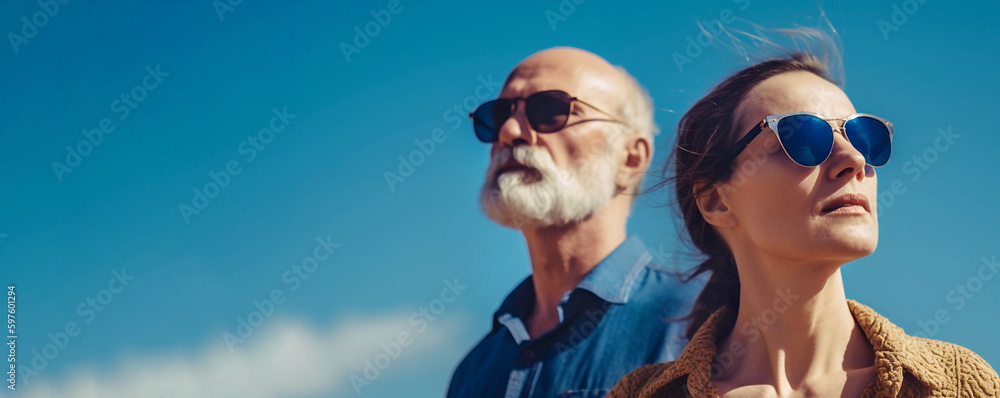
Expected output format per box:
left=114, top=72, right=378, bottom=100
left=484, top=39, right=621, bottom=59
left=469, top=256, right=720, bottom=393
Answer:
left=472, top=100, right=504, bottom=143
left=776, top=115, right=833, bottom=167
left=844, top=116, right=892, bottom=167
left=526, top=91, right=572, bottom=132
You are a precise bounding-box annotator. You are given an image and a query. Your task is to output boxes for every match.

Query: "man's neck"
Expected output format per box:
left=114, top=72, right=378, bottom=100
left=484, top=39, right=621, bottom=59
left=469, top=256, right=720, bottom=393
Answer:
left=520, top=206, right=627, bottom=339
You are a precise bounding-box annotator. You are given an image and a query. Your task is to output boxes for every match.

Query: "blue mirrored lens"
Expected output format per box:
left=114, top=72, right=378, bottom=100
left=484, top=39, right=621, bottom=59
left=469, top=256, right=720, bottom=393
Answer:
left=473, top=100, right=498, bottom=143
left=776, top=115, right=833, bottom=167
left=844, top=116, right=891, bottom=166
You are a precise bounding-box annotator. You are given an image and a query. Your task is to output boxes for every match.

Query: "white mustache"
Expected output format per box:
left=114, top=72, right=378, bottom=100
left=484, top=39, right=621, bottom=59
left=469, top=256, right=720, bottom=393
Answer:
left=486, top=146, right=554, bottom=179
left=479, top=142, right=618, bottom=229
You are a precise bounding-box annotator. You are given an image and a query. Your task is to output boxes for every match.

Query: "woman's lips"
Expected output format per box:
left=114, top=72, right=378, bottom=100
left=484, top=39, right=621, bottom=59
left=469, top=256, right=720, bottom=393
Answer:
left=822, top=204, right=869, bottom=215
left=820, top=193, right=871, bottom=214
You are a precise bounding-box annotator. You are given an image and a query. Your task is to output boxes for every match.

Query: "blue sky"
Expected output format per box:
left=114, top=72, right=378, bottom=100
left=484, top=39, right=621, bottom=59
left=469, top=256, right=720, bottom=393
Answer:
left=2, top=0, right=998, bottom=397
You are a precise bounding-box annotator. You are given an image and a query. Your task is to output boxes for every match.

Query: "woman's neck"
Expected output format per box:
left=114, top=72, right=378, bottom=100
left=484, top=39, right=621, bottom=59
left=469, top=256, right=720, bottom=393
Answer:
left=714, top=257, right=876, bottom=396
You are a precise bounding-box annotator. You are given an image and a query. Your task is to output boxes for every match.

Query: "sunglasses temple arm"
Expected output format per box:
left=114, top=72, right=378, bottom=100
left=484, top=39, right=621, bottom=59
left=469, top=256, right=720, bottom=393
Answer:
left=574, top=99, right=632, bottom=127
left=721, top=122, right=764, bottom=166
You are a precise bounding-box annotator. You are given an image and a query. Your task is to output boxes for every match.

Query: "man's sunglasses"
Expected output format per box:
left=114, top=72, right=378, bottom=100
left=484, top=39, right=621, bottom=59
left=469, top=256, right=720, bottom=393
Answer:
left=469, top=90, right=629, bottom=143
left=723, top=112, right=893, bottom=168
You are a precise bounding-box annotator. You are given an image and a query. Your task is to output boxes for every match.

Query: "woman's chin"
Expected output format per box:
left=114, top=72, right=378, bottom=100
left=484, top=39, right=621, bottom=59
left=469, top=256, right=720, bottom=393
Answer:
left=792, top=226, right=878, bottom=261
left=823, top=234, right=878, bottom=259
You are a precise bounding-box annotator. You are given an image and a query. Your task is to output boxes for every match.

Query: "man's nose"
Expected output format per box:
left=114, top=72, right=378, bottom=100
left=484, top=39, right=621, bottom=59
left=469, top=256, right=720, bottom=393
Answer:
left=496, top=103, right=537, bottom=148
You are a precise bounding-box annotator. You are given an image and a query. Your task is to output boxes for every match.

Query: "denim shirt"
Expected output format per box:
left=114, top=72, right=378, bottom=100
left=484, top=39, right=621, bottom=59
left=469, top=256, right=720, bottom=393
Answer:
left=446, top=235, right=707, bottom=398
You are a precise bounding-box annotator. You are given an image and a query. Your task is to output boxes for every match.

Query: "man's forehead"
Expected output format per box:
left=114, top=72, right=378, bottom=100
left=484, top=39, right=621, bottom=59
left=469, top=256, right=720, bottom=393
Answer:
left=500, top=61, right=623, bottom=101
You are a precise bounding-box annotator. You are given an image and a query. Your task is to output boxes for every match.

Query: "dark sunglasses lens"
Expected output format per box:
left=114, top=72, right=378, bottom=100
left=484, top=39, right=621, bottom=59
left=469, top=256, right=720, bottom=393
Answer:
left=526, top=91, right=572, bottom=132
left=472, top=100, right=503, bottom=143
left=844, top=116, right=891, bottom=167
left=776, top=115, right=833, bottom=167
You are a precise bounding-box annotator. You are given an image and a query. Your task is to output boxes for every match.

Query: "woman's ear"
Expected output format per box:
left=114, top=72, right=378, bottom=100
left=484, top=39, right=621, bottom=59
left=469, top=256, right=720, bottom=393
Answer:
left=693, top=179, right=738, bottom=228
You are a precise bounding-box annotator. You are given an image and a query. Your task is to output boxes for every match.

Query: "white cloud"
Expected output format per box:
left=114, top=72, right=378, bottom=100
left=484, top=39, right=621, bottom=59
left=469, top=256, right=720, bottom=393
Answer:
left=20, top=313, right=463, bottom=398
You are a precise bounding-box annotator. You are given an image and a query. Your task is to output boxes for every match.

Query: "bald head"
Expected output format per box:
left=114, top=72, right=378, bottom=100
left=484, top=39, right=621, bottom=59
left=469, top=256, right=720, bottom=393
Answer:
left=499, top=47, right=657, bottom=144
left=503, top=47, right=630, bottom=105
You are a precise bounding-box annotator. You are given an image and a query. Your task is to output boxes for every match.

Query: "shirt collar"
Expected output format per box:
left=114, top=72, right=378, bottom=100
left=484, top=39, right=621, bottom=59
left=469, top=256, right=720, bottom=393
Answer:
left=574, top=234, right=653, bottom=305
left=491, top=235, right=654, bottom=328
left=492, top=276, right=535, bottom=331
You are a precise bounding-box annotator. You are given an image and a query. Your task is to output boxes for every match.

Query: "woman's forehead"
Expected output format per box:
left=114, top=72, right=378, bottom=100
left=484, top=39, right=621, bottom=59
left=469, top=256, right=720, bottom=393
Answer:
left=738, top=72, right=855, bottom=127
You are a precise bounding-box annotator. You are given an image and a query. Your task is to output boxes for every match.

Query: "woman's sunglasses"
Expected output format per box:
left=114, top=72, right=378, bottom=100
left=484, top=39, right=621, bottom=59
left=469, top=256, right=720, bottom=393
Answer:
left=724, top=112, right=894, bottom=168
left=469, top=90, right=629, bottom=143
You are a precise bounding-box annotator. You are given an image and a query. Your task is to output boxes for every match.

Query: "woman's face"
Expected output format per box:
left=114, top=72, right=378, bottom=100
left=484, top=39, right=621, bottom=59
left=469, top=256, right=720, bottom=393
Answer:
left=719, top=71, right=878, bottom=265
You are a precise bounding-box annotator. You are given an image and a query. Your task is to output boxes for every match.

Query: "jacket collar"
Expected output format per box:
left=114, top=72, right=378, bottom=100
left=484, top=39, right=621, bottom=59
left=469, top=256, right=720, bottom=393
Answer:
left=651, top=299, right=940, bottom=397
left=846, top=300, right=945, bottom=395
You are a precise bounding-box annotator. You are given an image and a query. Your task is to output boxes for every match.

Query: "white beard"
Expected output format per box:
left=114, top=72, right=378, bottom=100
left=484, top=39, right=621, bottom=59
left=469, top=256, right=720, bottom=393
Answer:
left=479, top=142, right=619, bottom=230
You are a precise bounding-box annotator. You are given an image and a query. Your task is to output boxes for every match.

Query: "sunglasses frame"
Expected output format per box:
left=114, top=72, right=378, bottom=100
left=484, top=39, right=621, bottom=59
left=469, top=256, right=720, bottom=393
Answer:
left=469, top=90, right=631, bottom=143
left=724, top=111, right=894, bottom=168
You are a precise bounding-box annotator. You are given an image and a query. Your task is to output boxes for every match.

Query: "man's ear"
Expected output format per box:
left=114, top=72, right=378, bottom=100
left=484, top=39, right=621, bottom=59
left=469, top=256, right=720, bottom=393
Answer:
left=693, top=179, right=738, bottom=228
left=615, top=134, right=651, bottom=193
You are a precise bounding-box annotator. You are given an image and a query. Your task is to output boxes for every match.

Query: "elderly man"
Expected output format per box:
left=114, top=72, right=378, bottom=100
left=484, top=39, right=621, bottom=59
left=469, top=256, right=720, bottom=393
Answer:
left=446, top=47, right=706, bottom=397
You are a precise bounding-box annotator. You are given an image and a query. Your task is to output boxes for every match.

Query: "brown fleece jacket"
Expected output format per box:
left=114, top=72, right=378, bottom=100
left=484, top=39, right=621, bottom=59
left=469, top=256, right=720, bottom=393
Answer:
left=609, top=300, right=999, bottom=397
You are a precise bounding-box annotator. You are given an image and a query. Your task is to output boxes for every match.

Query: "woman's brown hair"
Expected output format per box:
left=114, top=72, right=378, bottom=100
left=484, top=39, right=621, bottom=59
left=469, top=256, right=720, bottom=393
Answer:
left=666, top=53, right=839, bottom=339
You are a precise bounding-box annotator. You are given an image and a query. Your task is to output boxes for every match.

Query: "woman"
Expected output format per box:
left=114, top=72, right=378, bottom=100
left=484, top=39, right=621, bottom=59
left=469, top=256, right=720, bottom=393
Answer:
left=609, top=53, right=1000, bottom=397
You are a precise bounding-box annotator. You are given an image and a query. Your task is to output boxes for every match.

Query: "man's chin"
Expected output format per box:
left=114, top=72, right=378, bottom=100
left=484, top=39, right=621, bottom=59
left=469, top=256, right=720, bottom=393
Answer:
left=478, top=176, right=608, bottom=230
left=494, top=214, right=546, bottom=231
left=480, top=192, right=547, bottom=230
